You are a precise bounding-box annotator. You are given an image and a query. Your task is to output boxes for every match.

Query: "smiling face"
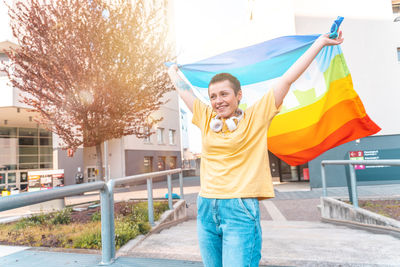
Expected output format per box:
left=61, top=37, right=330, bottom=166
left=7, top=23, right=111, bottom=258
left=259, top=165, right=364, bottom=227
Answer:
left=208, top=80, right=242, bottom=119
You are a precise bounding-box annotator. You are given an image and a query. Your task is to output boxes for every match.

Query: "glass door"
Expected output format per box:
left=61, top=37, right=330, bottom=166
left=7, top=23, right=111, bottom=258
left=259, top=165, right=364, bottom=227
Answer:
left=0, top=172, right=5, bottom=190
left=19, top=172, right=28, bottom=192
left=7, top=172, right=17, bottom=190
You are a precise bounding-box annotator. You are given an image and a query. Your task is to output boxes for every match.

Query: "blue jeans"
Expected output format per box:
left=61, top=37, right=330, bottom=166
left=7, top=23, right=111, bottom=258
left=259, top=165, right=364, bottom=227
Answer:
left=197, top=196, right=262, bottom=267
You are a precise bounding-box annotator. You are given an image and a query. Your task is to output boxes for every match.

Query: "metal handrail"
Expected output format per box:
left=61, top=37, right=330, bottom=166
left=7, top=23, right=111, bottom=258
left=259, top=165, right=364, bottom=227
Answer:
left=320, top=159, right=400, bottom=208
left=0, top=181, right=105, bottom=211
left=0, top=168, right=184, bottom=265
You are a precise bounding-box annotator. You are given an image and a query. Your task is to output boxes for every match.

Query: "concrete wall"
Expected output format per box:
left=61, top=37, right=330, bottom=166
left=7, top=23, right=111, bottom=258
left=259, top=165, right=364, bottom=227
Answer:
left=109, top=138, right=125, bottom=179
left=295, top=6, right=400, bottom=136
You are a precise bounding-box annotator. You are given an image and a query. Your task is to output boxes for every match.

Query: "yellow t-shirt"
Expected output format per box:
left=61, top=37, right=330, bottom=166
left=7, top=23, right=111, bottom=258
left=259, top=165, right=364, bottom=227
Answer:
left=192, top=89, right=281, bottom=200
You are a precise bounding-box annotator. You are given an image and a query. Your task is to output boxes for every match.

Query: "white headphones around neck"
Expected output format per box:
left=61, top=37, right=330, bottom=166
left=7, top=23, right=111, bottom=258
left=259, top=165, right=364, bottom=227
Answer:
left=210, top=108, right=244, bottom=132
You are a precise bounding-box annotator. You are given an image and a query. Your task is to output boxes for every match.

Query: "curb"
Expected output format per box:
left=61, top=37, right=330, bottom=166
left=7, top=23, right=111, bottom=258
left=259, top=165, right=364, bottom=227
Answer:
left=320, top=217, right=400, bottom=239
left=319, top=197, right=400, bottom=238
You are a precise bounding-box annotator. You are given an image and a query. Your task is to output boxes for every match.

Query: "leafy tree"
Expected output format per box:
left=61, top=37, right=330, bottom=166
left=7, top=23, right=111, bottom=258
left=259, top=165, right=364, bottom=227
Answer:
left=2, top=0, right=174, bottom=180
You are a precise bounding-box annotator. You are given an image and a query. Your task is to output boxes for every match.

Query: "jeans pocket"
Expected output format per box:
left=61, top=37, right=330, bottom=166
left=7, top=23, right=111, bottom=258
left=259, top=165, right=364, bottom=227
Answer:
left=237, top=198, right=257, bottom=221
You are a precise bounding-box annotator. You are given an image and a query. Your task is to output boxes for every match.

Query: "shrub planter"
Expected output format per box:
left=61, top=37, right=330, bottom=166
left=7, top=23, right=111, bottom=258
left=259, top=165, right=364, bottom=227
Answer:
left=117, top=199, right=187, bottom=256
left=0, top=200, right=171, bottom=250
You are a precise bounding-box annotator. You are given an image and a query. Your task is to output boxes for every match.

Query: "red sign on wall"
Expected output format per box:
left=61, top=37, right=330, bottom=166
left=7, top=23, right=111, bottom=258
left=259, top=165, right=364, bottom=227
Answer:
left=349, top=151, right=365, bottom=170
left=349, top=151, right=364, bottom=158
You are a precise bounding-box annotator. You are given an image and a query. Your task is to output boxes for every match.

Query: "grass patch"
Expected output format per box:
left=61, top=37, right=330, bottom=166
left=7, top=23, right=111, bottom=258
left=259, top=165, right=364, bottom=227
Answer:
left=345, top=199, right=400, bottom=221
left=0, top=200, right=169, bottom=250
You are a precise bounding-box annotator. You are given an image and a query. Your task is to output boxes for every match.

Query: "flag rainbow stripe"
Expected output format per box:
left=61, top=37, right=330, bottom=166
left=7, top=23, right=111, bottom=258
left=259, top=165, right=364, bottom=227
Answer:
left=175, top=35, right=380, bottom=165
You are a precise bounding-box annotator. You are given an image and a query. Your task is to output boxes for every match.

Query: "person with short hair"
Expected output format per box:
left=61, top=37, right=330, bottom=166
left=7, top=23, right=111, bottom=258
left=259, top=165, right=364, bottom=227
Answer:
left=168, top=32, right=343, bottom=267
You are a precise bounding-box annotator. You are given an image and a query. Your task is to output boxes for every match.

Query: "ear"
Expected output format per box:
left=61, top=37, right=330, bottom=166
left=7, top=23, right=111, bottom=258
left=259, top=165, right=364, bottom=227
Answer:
left=237, top=90, right=242, bottom=102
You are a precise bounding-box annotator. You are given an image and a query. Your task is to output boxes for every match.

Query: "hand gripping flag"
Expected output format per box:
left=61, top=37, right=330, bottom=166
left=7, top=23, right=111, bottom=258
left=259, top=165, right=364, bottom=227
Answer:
left=171, top=17, right=380, bottom=165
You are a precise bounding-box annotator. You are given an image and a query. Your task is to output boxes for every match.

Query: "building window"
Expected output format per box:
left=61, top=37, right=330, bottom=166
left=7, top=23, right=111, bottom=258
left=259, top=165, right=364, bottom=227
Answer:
left=144, top=156, right=153, bottom=173
left=0, top=127, right=52, bottom=172
left=393, top=2, right=400, bottom=14
left=0, top=54, right=9, bottom=77
left=168, top=156, right=177, bottom=170
left=143, top=127, right=151, bottom=143
left=157, top=156, right=166, bottom=171
left=7, top=172, right=16, bottom=183
left=397, top=48, right=400, bottom=62
left=394, top=1, right=400, bottom=21
left=157, top=127, right=164, bottom=144
left=169, top=129, right=176, bottom=145
left=0, top=126, right=52, bottom=190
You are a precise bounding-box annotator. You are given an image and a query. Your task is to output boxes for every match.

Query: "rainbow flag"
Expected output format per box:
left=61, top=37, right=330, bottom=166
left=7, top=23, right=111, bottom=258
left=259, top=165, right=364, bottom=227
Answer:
left=175, top=34, right=380, bottom=166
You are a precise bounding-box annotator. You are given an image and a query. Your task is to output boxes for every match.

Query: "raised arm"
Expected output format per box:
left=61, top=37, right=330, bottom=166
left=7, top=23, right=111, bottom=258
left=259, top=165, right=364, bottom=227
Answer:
left=168, top=64, right=197, bottom=113
left=273, top=32, right=344, bottom=108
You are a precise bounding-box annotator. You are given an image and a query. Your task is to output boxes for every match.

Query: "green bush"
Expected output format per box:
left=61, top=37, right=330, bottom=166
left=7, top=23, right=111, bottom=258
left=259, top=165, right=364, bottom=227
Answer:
left=153, top=202, right=169, bottom=221
left=71, top=219, right=144, bottom=249
left=14, top=208, right=72, bottom=229
left=111, top=201, right=167, bottom=249
left=14, top=214, right=48, bottom=229
left=73, top=230, right=102, bottom=249
left=50, top=208, right=72, bottom=225
left=137, top=221, right=151, bottom=234
left=14, top=219, right=36, bottom=230
left=127, top=201, right=168, bottom=223
left=115, top=220, right=140, bottom=249
left=91, top=211, right=101, bottom=222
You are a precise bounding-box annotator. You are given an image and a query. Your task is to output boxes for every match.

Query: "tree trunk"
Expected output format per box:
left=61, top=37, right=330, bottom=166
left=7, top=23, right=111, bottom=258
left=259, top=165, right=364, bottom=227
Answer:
left=96, top=143, right=104, bottom=181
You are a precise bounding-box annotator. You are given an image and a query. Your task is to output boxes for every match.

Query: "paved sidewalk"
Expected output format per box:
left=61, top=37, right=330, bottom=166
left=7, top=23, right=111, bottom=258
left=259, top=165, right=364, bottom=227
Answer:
left=126, top=179, right=400, bottom=266
left=127, top=219, right=400, bottom=266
